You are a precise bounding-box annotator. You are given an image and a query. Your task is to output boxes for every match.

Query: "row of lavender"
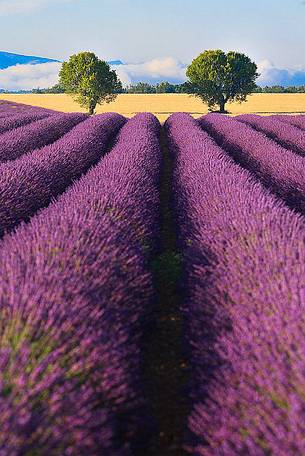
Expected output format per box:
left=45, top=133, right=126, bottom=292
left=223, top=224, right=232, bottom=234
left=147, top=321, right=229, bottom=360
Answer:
left=236, top=113, right=305, bottom=156
left=0, top=101, right=85, bottom=162
left=0, top=112, right=88, bottom=162
left=0, top=113, right=125, bottom=237
left=0, top=100, right=90, bottom=162
left=199, top=113, right=305, bottom=214
left=1, top=100, right=305, bottom=453
left=166, top=113, right=305, bottom=455
left=0, top=113, right=161, bottom=454
left=0, top=100, right=60, bottom=133
left=0, top=99, right=57, bottom=116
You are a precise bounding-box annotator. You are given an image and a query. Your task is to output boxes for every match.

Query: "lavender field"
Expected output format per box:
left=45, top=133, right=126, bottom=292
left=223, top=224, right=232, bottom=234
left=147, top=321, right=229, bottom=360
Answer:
left=0, top=100, right=304, bottom=456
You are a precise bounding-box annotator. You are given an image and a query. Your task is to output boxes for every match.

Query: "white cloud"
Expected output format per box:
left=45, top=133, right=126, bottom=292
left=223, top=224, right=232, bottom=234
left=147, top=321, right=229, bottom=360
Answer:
left=257, top=59, right=305, bottom=86
left=4, top=57, right=304, bottom=91
left=0, top=57, right=187, bottom=90
left=0, top=62, right=61, bottom=90
left=113, top=57, right=187, bottom=86
left=0, top=0, right=71, bottom=15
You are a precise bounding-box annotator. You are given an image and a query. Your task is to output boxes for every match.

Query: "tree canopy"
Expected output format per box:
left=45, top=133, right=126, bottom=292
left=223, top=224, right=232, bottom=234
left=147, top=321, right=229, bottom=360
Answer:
left=123, top=81, right=191, bottom=94
left=59, top=52, right=122, bottom=114
left=186, top=50, right=259, bottom=113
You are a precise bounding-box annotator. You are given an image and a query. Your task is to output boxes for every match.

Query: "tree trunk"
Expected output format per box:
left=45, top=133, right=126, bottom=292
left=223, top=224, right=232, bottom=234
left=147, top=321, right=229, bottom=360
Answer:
left=219, top=99, right=226, bottom=113
left=89, top=102, right=96, bottom=116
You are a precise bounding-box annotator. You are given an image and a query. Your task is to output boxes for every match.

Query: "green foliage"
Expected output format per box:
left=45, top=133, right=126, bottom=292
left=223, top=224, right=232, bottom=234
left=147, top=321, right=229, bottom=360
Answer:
left=155, top=81, right=176, bottom=93
left=123, top=81, right=191, bottom=94
left=186, top=49, right=259, bottom=112
left=59, top=51, right=122, bottom=114
left=125, top=82, right=156, bottom=93
left=45, top=83, right=66, bottom=94
left=253, top=84, right=305, bottom=93
left=32, top=83, right=65, bottom=94
left=174, top=81, right=193, bottom=93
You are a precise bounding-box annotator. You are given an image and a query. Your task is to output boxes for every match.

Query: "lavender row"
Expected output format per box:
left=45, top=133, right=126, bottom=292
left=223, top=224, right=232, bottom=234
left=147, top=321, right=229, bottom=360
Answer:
left=0, top=111, right=19, bottom=118
left=0, top=101, right=29, bottom=114
left=0, top=111, right=52, bottom=134
left=0, top=112, right=87, bottom=162
left=270, top=114, right=305, bottom=130
left=0, top=113, right=161, bottom=454
left=199, top=113, right=305, bottom=214
left=166, top=113, right=305, bottom=455
left=0, top=100, right=57, bottom=116
left=236, top=114, right=305, bottom=156
left=0, top=113, right=125, bottom=237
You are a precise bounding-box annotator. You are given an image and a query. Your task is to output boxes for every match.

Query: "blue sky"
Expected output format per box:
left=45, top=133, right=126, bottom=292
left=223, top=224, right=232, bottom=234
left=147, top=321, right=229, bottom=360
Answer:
left=1, top=0, right=305, bottom=89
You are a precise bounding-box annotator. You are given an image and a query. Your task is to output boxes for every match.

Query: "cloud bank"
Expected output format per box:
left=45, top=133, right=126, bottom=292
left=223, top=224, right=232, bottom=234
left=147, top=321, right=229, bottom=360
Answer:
left=0, top=62, right=61, bottom=90
left=115, top=58, right=187, bottom=85
left=0, top=57, right=187, bottom=90
left=257, top=60, right=305, bottom=86
left=1, top=57, right=305, bottom=91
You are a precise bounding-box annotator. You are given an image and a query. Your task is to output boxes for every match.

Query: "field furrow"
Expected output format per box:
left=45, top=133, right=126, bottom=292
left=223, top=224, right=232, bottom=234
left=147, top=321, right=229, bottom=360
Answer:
left=0, top=113, right=161, bottom=455
left=166, top=112, right=305, bottom=456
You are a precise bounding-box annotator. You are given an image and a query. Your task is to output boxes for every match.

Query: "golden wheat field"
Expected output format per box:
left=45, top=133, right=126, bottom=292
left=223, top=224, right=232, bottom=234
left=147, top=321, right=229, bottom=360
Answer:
left=1, top=93, right=305, bottom=121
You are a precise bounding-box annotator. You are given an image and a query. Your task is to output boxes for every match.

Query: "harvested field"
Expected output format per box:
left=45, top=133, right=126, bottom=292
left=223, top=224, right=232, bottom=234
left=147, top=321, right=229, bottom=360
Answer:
left=2, top=93, right=305, bottom=121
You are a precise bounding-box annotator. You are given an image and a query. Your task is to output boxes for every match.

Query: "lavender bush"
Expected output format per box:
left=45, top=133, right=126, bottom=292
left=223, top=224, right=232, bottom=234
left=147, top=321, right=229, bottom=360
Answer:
left=166, top=112, right=305, bottom=456
left=0, top=113, right=161, bottom=454
left=199, top=113, right=305, bottom=214
left=269, top=114, right=305, bottom=130
left=0, top=112, right=87, bottom=162
left=0, top=113, right=125, bottom=237
left=0, top=111, right=19, bottom=118
left=0, top=100, right=57, bottom=116
left=236, top=114, right=305, bottom=156
left=0, top=111, right=52, bottom=134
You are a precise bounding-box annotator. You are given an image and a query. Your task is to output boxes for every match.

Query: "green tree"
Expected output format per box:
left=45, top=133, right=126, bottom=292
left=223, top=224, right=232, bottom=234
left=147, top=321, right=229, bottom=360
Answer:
left=59, top=52, right=122, bottom=115
left=186, top=50, right=259, bottom=113
left=126, top=82, right=156, bottom=94
left=48, top=83, right=66, bottom=94
left=156, top=81, right=176, bottom=93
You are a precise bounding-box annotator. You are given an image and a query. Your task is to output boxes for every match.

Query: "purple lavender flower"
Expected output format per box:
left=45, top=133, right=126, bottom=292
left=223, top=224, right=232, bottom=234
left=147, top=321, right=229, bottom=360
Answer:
left=0, top=113, right=161, bottom=454
left=269, top=114, right=305, bottom=130
left=0, top=113, right=125, bottom=237
left=0, top=100, right=57, bottom=116
left=0, top=111, right=52, bottom=134
left=0, top=112, right=87, bottom=162
left=199, top=113, right=305, bottom=214
left=166, top=112, right=305, bottom=456
left=236, top=114, right=305, bottom=156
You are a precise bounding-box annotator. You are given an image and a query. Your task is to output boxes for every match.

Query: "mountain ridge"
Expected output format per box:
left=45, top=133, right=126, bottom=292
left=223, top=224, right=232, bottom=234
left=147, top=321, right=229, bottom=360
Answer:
left=0, top=51, right=59, bottom=69
left=0, top=52, right=123, bottom=70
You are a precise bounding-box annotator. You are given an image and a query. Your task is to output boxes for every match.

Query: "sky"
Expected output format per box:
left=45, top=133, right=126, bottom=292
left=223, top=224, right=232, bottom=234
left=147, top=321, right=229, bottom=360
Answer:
left=1, top=0, right=305, bottom=89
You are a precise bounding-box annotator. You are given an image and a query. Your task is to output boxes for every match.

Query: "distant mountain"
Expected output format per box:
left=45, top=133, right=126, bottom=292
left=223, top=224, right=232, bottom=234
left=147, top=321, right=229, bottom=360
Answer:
left=0, top=52, right=124, bottom=70
left=0, top=51, right=59, bottom=69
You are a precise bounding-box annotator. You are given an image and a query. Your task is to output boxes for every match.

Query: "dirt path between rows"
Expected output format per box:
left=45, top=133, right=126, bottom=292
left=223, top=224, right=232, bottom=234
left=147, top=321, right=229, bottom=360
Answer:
left=141, top=127, right=189, bottom=456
